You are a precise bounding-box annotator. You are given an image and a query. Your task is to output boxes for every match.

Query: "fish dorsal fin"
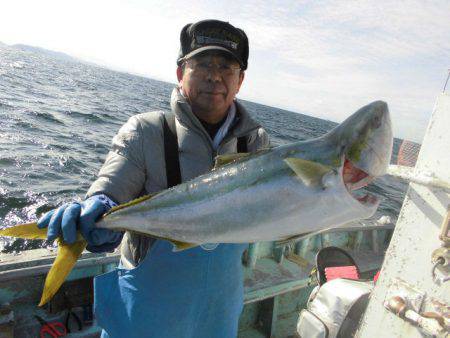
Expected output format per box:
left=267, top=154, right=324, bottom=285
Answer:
left=284, top=158, right=333, bottom=187
left=214, top=153, right=250, bottom=169
left=103, top=193, right=156, bottom=216
left=213, top=148, right=273, bottom=169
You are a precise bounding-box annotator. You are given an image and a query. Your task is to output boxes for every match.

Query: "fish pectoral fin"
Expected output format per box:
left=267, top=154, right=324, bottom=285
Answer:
left=169, top=239, right=198, bottom=252
left=284, top=158, right=333, bottom=187
left=39, top=239, right=87, bottom=306
left=0, top=222, right=47, bottom=240
left=214, top=153, right=250, bottom=169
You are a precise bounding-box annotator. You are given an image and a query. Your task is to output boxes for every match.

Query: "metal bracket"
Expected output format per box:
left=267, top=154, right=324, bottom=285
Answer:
left=384, top=279, right=449, bottom=337
left=384, top=296, right=449, bottom=337
left=431, top=247, right=450, bottom=285
left=385, top=278, right=425, bottom=313
left=439, top=208, right=450, bottom=245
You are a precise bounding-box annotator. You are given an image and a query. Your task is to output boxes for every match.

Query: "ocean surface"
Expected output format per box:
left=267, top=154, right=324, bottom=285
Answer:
left=0, top=44, right=409, bottom=253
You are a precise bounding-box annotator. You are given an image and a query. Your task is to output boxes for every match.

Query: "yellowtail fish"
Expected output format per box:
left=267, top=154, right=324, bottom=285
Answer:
left=0, top=100, right=393, bottom=306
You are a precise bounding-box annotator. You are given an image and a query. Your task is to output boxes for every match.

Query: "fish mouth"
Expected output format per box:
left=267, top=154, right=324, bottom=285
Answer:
left=342, top=158, right=378, bottom=207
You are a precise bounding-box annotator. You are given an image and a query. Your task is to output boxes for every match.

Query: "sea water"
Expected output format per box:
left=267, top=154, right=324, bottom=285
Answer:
left=0, top=44, right=408, bottom=252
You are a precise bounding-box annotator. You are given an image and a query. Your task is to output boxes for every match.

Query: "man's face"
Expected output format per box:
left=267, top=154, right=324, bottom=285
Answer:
left=177, top=52, right=245, bottom=123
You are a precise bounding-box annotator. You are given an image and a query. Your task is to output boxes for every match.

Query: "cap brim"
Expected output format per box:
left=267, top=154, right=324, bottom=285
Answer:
left=181, top=46, right=244, bottom=68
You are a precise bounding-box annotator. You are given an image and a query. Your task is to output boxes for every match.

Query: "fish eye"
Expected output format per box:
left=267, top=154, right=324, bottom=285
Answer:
left=372, top=114, right=381, bottom=128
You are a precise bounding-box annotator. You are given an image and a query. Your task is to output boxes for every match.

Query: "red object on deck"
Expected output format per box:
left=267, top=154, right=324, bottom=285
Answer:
left=373, top=271, right=380, bottom=283
left=324, top=265, right=360, bottom=281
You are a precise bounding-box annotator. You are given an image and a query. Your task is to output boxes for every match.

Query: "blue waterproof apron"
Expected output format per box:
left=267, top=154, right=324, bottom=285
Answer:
left=94, top=240, right=247, bottom=338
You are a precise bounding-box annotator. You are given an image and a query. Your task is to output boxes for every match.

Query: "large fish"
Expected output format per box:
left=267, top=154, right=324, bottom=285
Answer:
left=0, top=100, right=393, bottom=305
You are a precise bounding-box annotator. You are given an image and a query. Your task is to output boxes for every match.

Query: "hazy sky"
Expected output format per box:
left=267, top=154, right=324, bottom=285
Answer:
left=1, top=0, right=449, bottom=142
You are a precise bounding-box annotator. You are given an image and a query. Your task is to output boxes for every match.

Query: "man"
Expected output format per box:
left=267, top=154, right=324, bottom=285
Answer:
left=38, top=19, right=269, bottom=337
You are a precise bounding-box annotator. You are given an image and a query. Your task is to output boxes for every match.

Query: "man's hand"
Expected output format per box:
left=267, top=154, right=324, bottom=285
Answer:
left=38, top=203, right=81, bottom=244
left=37, top=195, right=123, bottom=251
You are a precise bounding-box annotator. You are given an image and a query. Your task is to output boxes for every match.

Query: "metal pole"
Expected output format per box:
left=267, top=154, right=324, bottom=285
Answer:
left=443, top=69, right=450, bottom=93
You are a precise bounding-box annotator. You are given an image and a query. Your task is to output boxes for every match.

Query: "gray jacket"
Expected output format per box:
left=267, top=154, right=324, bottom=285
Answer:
left=87, top=88, right=270, bottom=267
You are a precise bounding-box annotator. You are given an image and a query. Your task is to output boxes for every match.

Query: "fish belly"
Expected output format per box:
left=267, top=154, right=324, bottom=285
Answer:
left=98, top=174, right=371, bottom=244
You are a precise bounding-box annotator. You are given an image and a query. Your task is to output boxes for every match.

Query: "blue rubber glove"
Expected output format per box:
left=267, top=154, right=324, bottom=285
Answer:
left=37, top=194, right=123, bottom=252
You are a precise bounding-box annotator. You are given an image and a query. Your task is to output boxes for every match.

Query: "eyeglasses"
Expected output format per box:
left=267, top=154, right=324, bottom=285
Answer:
left=186, top=60, right=241, bottom=77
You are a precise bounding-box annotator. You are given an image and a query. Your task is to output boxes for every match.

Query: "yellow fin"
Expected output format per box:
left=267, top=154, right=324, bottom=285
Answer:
left=214, top=153, right=250, bottom=168
left=104, top=193, right=155, bottom=216
left=0, top=222, right=47, bottom=240
left=169, top=239, right=198, bottom=251
left=39, top=239, right=87, bottom=306
left=284, top=158, right=332, bottom=187
left=125, top=232, right=197, bottom=252
left=0, top=221, right=86, bottom=306
left=0, top=222, right=84, bottom=242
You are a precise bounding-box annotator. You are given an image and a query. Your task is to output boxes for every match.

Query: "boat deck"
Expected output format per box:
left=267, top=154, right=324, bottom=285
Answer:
left=0, top=224, right=393, bottom=337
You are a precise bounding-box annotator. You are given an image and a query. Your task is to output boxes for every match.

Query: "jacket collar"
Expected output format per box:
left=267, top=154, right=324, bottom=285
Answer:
left=170, top=87, right=261, bottom=139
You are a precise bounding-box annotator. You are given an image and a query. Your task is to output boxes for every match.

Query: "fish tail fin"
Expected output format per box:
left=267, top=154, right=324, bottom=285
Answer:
left=0, top=222, right=47, bottom=240
left=39, top=239, right=87, bottom=306
left=0, top=222, right=87, bottom=307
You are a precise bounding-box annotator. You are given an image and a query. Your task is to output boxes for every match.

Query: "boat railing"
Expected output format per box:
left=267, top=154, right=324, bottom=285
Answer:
left=243, top=223, right=394, bottom=303
left=0, top=249, right=119, bottom=282
left=0, top=223, right=394, bottom=281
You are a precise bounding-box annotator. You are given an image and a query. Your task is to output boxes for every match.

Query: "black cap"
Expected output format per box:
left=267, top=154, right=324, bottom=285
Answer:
left=177, top=19, right=249, bottom=70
